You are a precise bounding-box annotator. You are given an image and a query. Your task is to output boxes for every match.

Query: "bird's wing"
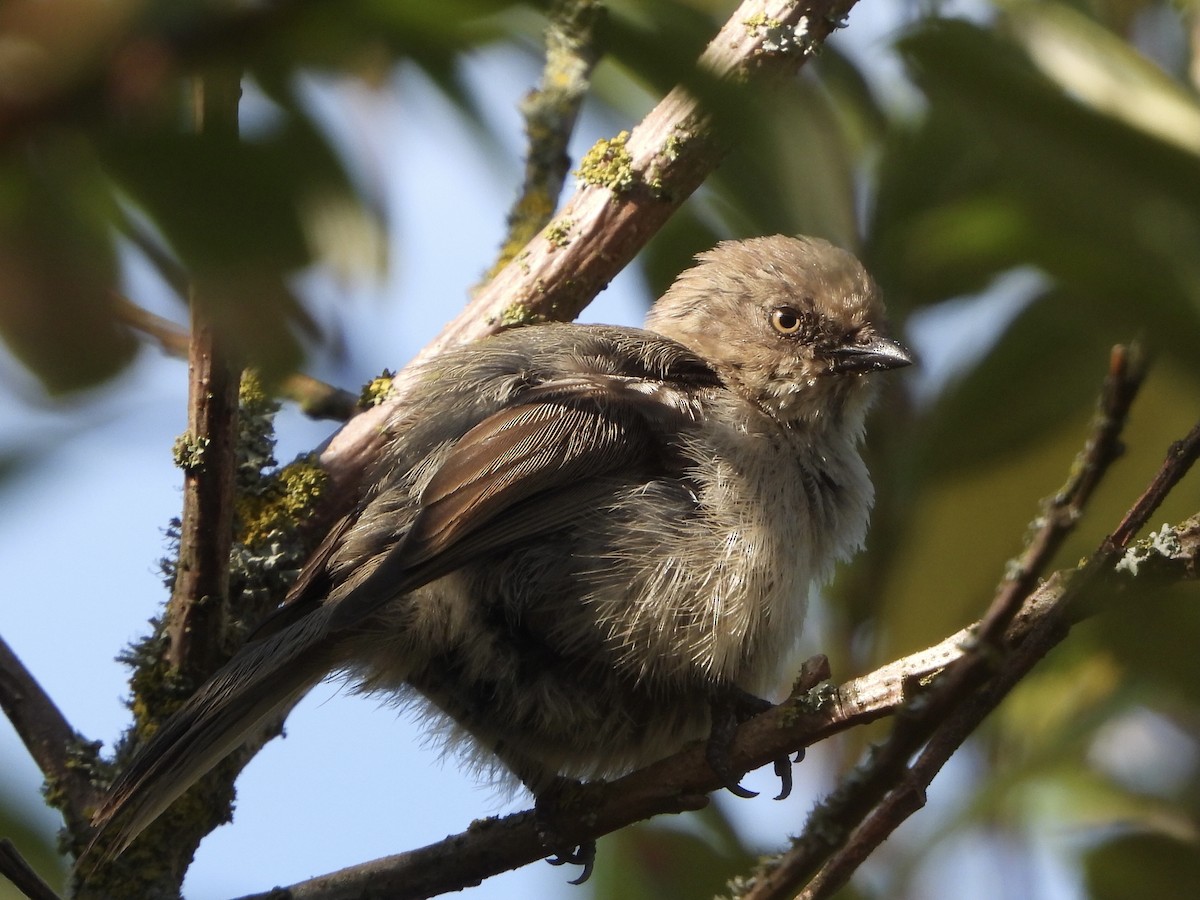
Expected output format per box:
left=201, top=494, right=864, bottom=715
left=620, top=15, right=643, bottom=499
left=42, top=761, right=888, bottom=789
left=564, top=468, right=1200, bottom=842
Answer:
left=325, top=376, right=698, bottom=632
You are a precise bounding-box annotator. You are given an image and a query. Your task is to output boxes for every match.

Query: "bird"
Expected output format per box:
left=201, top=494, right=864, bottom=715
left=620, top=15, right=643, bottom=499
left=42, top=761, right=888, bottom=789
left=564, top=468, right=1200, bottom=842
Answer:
left=84, top=234, right=911, bottom=878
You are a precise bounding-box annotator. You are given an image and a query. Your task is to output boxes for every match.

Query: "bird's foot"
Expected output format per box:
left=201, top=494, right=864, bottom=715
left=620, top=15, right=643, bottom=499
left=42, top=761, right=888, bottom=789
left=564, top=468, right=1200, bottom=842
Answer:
left=707, top=686, right=797, bottom=800
left=535, top=778, right=596, bottom=885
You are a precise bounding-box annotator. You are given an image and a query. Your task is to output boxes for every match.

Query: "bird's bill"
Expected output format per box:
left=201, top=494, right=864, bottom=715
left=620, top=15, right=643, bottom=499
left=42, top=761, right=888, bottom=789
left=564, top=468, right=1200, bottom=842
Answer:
left=825, top=337, right=913, bottom=374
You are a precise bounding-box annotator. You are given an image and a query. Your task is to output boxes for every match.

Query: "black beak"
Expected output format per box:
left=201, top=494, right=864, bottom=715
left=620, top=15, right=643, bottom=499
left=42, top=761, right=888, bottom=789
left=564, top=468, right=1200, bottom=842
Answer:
left=826, top=337, right=914, bottom=375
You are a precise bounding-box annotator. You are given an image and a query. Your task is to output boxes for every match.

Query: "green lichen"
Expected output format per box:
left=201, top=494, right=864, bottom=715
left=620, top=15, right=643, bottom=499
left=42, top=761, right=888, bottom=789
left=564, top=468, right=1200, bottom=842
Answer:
left=499, top=301, right=549, bottom=328
left=743, top=12, right=781, bottom=32
left=235, top=458, right=328, bottom=549
left=576, top=130, right=636, bottom=194
left=171, top=433, right=209, bottom=471
left=544, top=217, right=575, bottom=248
left=663, top=131, right=686, bottom=161
left=360, top=369, right=397, bottom=408
left=1116, top=522, right=1185, bottom=576
left=237, top=370, right=280, bottom=488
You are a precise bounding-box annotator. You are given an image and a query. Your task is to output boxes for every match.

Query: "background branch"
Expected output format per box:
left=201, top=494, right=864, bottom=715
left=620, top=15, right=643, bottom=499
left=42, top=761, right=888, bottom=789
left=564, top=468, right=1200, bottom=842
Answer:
left=113, top=295, right=361, bottom=422
left=0, top=839, right=61, bottom=900
left=161, top=69, right=243, bottom=685
left=0, top=638, right=100, bottom=835
left=483, top=0, right=605, bottom=280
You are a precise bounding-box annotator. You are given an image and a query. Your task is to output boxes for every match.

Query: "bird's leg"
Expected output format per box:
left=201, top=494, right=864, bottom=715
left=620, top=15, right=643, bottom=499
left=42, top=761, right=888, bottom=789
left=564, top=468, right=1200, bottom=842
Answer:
left=534, top=777, right=597, bottom=886
left=706, top=685, right=796, bottom=801
left=497, top=743, right=597, bottom=885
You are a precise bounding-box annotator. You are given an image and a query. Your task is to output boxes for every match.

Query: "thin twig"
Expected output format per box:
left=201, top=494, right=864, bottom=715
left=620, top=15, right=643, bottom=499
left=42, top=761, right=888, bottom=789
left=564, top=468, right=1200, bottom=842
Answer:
left=1102, top=420, right=1200, bottom=556
left=113, top=295, right=361, bottom=421
left=796, top=572, right=1077, bottom=900
left=976, top=343, right=1145, bottom=643
left=0, top=839, right=62, bottom=900
left=0, top=638, right=101, bottom=832
left=782, top=411, right=1200, bottom=900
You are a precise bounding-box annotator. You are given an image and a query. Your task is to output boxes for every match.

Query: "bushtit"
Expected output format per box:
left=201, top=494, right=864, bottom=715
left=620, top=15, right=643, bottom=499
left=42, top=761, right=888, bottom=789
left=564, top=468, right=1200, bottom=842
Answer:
left=86, top=235, right=910, bottom=874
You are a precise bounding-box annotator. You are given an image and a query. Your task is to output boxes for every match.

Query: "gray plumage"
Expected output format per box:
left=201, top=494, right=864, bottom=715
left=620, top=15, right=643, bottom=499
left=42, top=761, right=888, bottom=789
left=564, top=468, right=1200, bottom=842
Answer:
left=86, top=234, right=911, bottom=861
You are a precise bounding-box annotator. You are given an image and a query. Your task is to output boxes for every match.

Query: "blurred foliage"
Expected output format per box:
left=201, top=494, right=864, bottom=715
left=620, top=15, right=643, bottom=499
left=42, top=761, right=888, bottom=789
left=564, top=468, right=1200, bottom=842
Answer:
left=2, top=0, right=1200, bottom=899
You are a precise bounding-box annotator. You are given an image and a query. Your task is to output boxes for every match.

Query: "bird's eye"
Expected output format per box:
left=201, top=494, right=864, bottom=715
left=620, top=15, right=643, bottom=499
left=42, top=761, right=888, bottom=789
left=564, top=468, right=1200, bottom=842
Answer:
left=771, top=307, right=803, bottom=335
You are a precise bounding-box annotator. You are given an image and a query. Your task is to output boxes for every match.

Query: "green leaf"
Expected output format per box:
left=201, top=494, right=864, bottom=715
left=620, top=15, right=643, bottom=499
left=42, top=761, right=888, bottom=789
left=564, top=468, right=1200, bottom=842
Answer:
left=591, top=813, right=754, bottom=900
left=871, top=15, right=1200, bottom=367
left=0, top=139, right=135, bottom=394
left=1085, top=833, right=1200, bottom=900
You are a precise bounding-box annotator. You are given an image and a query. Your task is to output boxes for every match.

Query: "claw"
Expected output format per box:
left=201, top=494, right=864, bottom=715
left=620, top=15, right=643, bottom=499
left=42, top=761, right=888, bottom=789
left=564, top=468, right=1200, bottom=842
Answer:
left=773, top=755, right=793, bottom=801
left=547, top=840, right=596, bottom=884
left=706, top=690, right=761, bottom=798
left=708, top=686, right=802, bottom=800
left=535, top=779, right=596, bottom=884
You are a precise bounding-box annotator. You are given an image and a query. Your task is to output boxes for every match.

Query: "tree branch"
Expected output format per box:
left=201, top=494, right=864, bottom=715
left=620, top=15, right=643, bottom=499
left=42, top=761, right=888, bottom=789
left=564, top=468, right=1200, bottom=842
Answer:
left=0, top=839, right=62, bottom=900
left=228, top=635, right=971, bottom=900
left=113, top=295, right=361, bottom=422
left=0, top=637, right=101, bottom=834
left=161, top=70, right=243, bottom=685
left=482, top=0, right=605, bottom=281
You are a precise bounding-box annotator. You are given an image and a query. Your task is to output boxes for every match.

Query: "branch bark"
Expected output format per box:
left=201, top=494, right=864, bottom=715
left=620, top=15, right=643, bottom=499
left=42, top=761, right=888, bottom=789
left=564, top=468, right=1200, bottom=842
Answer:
left=161, top=70, right=243, bottom=685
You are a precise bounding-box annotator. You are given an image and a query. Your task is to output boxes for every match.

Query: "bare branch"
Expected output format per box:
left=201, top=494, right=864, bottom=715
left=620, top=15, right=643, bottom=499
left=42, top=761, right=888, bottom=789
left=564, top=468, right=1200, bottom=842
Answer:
left=976, top=343, right=1146, bottom=643
left=737, top=346, right=1161, bottom=900
left=160, top=71, right=243, bottom=684
left=0, top=637, right=101, bottom=832
left=1102, top=421, right=1200, bottom=556
left=113, top=296, right=361, bottom=422
left=0, top=839, right=62, bottom=900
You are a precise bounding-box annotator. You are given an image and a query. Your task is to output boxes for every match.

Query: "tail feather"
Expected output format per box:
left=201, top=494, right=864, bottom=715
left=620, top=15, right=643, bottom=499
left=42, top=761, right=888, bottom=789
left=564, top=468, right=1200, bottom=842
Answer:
left=86, top=607, right=340, bottom=863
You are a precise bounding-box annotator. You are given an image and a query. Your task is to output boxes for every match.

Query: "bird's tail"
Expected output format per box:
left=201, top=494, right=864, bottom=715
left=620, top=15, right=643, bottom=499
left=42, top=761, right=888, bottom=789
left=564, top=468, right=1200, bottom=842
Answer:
left=82, top=606, right=341, bottom=866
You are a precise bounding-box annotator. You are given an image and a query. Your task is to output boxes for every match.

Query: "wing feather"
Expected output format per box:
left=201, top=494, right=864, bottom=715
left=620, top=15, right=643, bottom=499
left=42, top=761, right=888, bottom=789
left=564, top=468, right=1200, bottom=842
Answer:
left=327, top=377, right=692, bottom=631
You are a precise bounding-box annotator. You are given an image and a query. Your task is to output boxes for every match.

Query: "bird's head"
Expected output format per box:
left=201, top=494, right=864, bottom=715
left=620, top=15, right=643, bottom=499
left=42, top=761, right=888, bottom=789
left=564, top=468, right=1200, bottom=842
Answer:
left=645, top=235, right=911, bottom=431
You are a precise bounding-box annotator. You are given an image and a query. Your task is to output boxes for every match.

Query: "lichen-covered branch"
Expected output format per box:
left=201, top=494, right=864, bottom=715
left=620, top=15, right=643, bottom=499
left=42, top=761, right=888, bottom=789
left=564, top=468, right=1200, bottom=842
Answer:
left=483, top=0, right=605, bottom=281
left=162, top=70, right=244, bottom=687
